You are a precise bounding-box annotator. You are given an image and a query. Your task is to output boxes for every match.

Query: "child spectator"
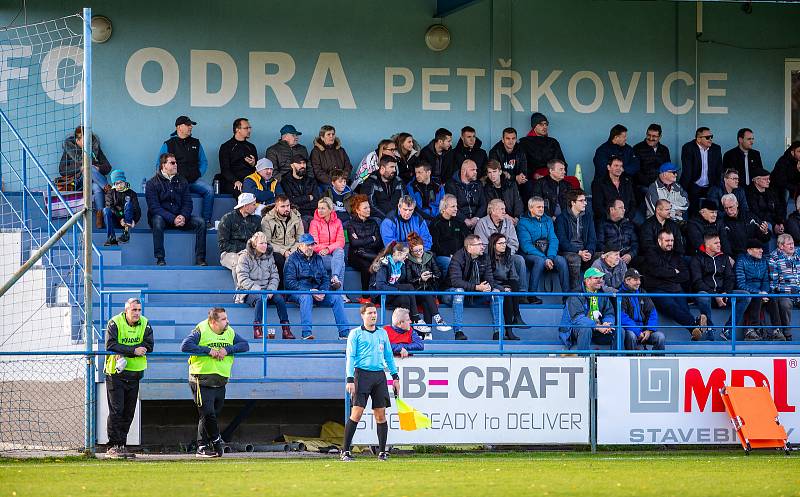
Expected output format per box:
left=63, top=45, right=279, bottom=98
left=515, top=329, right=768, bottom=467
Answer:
left=103, top=169, right=141, bottom=246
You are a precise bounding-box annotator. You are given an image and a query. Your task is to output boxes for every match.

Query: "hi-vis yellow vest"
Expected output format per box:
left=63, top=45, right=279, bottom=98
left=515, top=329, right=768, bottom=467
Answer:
left=188, top=320, right=235, bottom=377
left=105, top=313, right=148, bottom=374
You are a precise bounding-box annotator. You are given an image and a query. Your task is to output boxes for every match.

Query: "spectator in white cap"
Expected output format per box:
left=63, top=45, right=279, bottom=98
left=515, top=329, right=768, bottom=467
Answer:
left=218, top=192, right=262, bottom=284
left=243, top=158, right=282, bottom=215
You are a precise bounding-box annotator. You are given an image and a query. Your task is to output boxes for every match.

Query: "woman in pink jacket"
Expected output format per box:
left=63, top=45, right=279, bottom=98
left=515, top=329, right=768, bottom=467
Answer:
left=309, top=197, right=346, bottom=293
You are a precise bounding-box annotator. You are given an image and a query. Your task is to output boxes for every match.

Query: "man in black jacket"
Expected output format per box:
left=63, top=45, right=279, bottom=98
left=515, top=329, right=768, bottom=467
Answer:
left=596, top=199, right=638, bottom=264
left=145, top=153, right=206, bottom=266
left=445, top=159, right=487, bottom=229
left=591, top=155, right=636, bottom=222
left=419, top=128, right=455, bottom=183
left=679, top=127, right=723, bottom=214
left=685, top=199, right=731, bottom=256
left=279, top=155, right=320, bottom=225
left=640, top=230, right=703, bottom=339
left=429, top=194, right=468, bottom=276
left=218, top=192, right=262, bottom=284
left=721, top=193, right=771, bottom=256
left=638, top=199, right=685, bottom=257
left=483, top=160, right=523, bottom=222
left=218, top=118, right=258, bottom=195
left=265, top=124, right=309, bottom=180
left=158, top=116, right=215, bottom=228
left=519, top=112, right=567, bottom=180
left=453, top=126, right=489, bottom=177
left=746, top=168, right=785, bottom=236
left=632, top=124, right=671, bottom=200
left=104, top=297, right=153, bottom=459
left=532, top=159, right=572, bottom=219
left=722, top=128, right=763, bottom=186
left=690, top=233, right=748, bottom=340
left=488, top=127, right=530, bottom=201
left=361, top=155, right=404, bottom=220
left=769, top=142, right=800, bottom=206
left=446, top=234, right=503, bottom=341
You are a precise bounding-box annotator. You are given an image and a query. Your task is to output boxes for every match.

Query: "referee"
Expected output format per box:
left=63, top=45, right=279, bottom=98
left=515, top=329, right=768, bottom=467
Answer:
left=341, top=302, right=399, bottom=462
left=104, top=297, right=153, bottom=459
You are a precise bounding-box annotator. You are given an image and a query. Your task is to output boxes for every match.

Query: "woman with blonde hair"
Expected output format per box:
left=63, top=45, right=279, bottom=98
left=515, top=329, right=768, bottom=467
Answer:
left=308, top=196, right=346, bottom=292
left=235, top=231, right=293, bottom=339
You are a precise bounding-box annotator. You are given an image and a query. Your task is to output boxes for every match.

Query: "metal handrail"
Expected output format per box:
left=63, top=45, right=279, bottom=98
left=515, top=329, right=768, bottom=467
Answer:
left=0, top=108, right=105, bottom=294
left=90, top=288, right=800, bottom=357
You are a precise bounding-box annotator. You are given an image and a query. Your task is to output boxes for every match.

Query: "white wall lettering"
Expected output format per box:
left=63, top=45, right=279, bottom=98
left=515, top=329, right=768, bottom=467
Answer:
left=568, top=71, right=603, bottom=114
left=608, top=71, right=640, bottom=114
left=457, top=68, right=485, bottom=112
left=385, top=67, right=413, bottom=109
left=303, top=52, right=356, bottom=109
left=0, top=44, right=31, bottom=103
left=190, top=49, right=237, bottom=108
left=125, top=47, right=179, bottom=107
left=699, top=73, right=728, bottom=114
left=248, top=51, right=299, bottom=109
left=662, top=71, right=694, bottom=115
left=493, top=69, right=523, bottom=111
left=530, top=70, right=564, bottom=113
left=422, top=68, right=450, bottom=111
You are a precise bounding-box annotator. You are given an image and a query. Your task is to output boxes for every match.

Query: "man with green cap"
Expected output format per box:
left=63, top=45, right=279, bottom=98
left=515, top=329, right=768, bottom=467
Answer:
left=181, top=307, right=249, bottom=458
left=558, top=267, right=616, bottom=350
left=104, top=297, right=153, bottom=459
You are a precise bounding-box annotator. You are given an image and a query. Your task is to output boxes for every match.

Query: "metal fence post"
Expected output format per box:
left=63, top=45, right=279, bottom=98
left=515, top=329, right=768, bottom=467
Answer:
left=730, top=295, right=737, bottom=355
left=590, top=353, right=597, bottom=453
left=21, top=150, right=27, bottom=231
left=615, top=295, right=622, bottom=351
left=82, top=7, right=96, bottom=455
left=261, top=291, right=268, bottom=376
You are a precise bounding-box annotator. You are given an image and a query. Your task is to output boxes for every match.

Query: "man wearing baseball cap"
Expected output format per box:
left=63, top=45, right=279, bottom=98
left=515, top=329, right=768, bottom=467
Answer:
left=645, top=162, right=689, bottom=222
left=157, top=115, right=215, bottom=229
left=242, top=158, right=281, bottom=215
left=218, top=192, right=262, bottom=284
left=266, top=124, right=309, bottom=180
left=283, top=233, right=350, bottom=339
left=618, top=268, right=666, bottom=351
left=558, top=267, right=617, bottom=350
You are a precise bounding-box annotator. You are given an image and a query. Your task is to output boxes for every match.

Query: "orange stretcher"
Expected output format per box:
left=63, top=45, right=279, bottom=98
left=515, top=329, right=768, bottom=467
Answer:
left=719, top=385, right=791, bottom=455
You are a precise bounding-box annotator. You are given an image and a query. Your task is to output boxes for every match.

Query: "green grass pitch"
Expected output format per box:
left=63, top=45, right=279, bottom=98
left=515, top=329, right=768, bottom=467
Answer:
left=1, top=451, right=798, bottom=497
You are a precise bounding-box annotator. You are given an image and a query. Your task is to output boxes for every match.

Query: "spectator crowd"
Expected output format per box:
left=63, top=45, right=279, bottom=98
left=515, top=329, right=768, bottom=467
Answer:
left=63, top=113, right=800, bottom=351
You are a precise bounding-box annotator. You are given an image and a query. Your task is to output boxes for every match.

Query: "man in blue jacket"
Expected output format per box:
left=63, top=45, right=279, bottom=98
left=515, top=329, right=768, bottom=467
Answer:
left=380, top=196, right=433, bottom=250
left=618, top=269, right=666, bottom=351
left=283, top=233, right=350, bottom=339
left=156, top=116, right=214, bottom=228
left=558, top=267, right=616, bottom=350
left=555, top=189, right=597, bottom=292
left=145, top=153, right=206, bottom=266
left=517, top=196, right=569, bottom=302
left=592, top=124, right=639, bottom=182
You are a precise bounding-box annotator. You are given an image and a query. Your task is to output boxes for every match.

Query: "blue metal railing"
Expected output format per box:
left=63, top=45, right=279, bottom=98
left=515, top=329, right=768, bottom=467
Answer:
left=82, top=288, right=800, bottom=373
left=0, top=106, right=105, bottom=341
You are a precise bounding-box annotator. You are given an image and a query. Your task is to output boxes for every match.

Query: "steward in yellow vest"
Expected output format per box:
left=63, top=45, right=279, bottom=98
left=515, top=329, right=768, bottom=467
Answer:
left=104, top=298, right=153, bottom=459
left=180, top=307, right=249, bottom=458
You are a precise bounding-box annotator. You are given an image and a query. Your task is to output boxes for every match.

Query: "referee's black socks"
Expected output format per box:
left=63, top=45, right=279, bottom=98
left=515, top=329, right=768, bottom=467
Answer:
left=343, top=418, right=358, bottom=452
left=377, top=421, right=388, bottom=453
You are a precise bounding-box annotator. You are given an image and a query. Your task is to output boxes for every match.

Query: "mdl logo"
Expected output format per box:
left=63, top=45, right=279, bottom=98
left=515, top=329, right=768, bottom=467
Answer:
left=629, top=358, right=797, bottom=414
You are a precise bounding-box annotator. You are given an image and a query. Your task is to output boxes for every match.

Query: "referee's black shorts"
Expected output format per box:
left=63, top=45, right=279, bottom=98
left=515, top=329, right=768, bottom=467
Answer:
left=352, top=368, right=391, bottom=409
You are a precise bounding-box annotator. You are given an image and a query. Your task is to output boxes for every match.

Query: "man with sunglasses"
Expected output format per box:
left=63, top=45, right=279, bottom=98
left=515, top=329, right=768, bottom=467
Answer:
left=680, top=127, right=723, bottom=214
left=145, top=153, right=207, bottom=266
